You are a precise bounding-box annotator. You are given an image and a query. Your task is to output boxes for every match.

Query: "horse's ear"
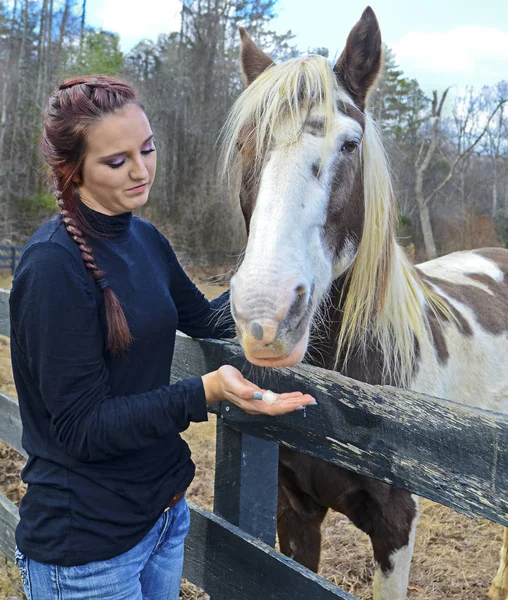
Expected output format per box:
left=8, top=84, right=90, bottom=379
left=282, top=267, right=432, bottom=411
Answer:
left=239, top=27, right=274, bottom=85
left=333, top=7, right=382, bottom=109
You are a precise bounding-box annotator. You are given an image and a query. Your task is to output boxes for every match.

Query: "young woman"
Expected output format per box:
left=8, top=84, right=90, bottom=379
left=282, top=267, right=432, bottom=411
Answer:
left=9, top=75, right=314, bottom=600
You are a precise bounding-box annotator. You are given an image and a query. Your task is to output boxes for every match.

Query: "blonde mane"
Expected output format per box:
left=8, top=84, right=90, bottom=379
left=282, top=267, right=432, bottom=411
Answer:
left=338, top=115, right=452, bottom=385
left=221, top=54, right=339, bottom=178
left=222, top=54, right=449, bottom=386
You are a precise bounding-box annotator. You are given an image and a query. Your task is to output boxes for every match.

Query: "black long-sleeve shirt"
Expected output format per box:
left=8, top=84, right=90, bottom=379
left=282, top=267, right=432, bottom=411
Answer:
left=9, top=204, right=233, bottom=566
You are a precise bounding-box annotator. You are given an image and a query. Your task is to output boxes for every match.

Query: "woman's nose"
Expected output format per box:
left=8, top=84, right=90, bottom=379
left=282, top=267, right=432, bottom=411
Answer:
left=129, top=157, right=149, bottom=180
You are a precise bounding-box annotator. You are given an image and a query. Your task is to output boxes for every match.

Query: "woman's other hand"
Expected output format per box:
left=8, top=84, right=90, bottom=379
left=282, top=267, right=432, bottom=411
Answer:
left=202, top=365, right=316, bottom=415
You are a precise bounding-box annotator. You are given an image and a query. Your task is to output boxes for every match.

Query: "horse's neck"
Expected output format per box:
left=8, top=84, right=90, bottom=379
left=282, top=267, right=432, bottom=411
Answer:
left=306, top=278, right=395, bottom=386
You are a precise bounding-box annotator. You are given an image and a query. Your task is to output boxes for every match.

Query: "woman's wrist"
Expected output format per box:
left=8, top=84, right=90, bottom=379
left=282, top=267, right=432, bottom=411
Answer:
left=201, top=371, right=222, bottom=405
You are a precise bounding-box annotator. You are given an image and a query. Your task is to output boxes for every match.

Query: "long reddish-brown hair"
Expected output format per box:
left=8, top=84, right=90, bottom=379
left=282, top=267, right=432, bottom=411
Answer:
left=41, top=75, right=141, bottom=355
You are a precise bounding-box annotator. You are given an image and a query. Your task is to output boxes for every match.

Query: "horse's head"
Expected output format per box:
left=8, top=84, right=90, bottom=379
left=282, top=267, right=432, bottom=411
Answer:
left=226, top=7, right=384, bottom=368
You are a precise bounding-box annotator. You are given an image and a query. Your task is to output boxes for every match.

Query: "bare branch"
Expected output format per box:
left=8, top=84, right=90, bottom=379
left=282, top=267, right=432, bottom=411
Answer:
left=426, top=98, right=507, bottom=205
left=415, top=140, right=426, bottom=169
left=414, top=88, right=450, bottom=203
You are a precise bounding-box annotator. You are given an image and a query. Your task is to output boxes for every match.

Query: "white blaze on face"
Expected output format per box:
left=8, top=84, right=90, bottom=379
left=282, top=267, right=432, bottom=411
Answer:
left=232, top=105, right=363, bottom=345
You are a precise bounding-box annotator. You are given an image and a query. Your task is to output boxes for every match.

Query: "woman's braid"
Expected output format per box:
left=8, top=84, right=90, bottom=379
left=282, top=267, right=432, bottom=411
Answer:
left=42, top=75, right=138, bottom=354
left=55, top=191, right=106, bottom=284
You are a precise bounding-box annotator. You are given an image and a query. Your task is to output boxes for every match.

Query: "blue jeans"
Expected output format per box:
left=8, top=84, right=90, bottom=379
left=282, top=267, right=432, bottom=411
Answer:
left=15, top=497, right=190, bottom=600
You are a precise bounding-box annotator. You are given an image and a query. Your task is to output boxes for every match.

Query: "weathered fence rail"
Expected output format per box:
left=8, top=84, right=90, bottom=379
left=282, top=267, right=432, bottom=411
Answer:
left=1, top=287, right=508, bottom=599
left=0, top=246, right=22, bottom=275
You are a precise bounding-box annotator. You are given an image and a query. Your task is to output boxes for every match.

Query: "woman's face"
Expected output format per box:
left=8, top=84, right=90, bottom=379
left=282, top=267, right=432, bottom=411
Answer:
left=78, top=103, right=157, bottom=216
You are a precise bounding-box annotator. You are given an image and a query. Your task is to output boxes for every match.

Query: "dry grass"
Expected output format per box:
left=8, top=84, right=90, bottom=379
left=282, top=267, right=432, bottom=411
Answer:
left=0, top=272, right=13, bottom=291
left=437, top=209, right=503, bottom=256
left=0, top=278, right=504, bottom=599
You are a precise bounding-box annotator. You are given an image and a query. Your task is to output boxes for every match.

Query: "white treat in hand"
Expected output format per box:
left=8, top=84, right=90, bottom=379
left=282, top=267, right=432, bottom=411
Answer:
left=262, top=390, right=278, bottom=405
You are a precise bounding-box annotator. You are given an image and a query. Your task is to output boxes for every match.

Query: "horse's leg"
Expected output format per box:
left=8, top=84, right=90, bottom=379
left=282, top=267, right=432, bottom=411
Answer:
left=371, top=495, right=418, bottom=600
left=341, top=486, right=418, bottom=600
left=489, top=527, right=508, bottom=599
left=277, top=449, right=417, bottom=599
left=277, top=463, right=328, bottom=572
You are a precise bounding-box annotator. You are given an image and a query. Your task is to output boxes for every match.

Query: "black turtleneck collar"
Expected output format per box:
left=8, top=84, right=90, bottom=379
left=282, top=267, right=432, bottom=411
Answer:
left=78, top=201, right=133, bottom=237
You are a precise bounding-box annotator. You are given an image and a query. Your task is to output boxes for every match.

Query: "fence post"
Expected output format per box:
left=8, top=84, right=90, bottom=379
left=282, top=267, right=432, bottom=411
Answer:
left=214, top=408, right=279, bottom=548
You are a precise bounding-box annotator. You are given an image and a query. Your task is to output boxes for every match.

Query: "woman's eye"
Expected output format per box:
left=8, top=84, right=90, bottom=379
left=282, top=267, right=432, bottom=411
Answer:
left=106, top=146, right=155, bottom=168
left=108, top=160, right=126, bottom=169
left=341, top=141, right=359, bottom=154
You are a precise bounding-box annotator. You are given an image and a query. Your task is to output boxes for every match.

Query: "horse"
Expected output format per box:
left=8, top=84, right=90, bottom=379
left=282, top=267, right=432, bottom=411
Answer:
left=222, top=7, right=508, bottom=600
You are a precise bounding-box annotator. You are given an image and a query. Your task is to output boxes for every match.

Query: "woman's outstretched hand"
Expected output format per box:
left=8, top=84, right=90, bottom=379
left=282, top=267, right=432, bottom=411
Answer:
left=202, top=365, right=316, bottom=416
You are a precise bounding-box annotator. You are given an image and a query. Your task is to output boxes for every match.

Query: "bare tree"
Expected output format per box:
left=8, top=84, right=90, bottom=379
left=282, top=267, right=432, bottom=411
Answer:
left=483, top=83, right=508, bottom=217
left=0, top=1, right=506, bottom=263
left=415, top=89, right=506, bottom=259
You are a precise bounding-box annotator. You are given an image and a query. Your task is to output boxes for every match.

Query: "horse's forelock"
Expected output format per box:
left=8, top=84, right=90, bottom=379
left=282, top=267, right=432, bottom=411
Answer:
left=220, top=54, right=348, bottom=181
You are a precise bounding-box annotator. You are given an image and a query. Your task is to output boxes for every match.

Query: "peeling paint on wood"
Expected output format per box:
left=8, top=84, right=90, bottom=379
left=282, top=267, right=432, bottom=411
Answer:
left=171, top=335, right=508, bottom=526
left=183, top=501, right=356, bottom=599
left=0, top=290, right=9, bottom=337
left=0, top=392, right=25, bottom=458
left=0, top=493, right=19, bottom=562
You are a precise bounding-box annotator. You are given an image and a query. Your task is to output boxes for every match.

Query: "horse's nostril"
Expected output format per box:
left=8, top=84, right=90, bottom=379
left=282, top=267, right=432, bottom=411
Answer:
left=251, top=322, right=264, bottom=341
left=282, top=287, right=310, bottom=330
left=295, top=283, right=309, bottom=297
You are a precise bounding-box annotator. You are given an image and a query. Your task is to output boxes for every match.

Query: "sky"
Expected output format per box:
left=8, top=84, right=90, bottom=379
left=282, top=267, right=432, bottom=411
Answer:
left=86, top=0, right=508, bottom=96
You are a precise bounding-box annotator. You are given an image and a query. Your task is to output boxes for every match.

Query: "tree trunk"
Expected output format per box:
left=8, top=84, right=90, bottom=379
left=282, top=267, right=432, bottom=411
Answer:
left=9, top=0, right=29, bottom=160
left=413, top=91, right=447, bottom=261
left=45, top=0, right=54, bottom=89
left=54, top=0, right=70, bottom=71
left=504, top=177, right=508, bottom=217
left=492, top=178, right=498, bottom=218
left=80, top=0, right=87, bottom=53
left=416, top=195, right=437, bottom=259
left=0, top=25, right=13, bottom=157
left=36, top=0, right=48, bottom=107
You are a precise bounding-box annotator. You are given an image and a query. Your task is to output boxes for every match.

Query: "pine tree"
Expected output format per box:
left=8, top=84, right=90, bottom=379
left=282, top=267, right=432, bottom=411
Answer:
left=67, top=29, right=124, bottom=77
left=368, top=44, right=429, bottom=141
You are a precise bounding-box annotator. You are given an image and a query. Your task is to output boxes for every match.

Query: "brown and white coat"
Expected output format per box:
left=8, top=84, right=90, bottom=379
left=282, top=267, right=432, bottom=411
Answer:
left=223, top=8, right=508, bottom=600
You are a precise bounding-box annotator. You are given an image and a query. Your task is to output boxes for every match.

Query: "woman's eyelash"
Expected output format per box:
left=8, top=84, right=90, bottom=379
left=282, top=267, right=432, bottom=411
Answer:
left=107, top=147, right=156, bottom=169
left=108, top=160, right=125, bottom=169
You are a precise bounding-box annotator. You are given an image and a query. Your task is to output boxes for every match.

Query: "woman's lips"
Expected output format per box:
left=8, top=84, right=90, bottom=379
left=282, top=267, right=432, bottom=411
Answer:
left=127, top=183, right=147, bottom=193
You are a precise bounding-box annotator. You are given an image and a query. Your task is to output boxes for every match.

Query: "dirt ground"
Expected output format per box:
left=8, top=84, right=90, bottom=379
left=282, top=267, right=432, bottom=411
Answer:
left=0, top=277, right=504, bottom=599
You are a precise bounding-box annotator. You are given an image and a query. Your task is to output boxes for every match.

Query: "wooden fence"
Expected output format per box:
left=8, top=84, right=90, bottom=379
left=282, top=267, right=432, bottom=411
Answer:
left=1, top=287, right=508, bottom=599
left=0, top=246, right=23, bottom=275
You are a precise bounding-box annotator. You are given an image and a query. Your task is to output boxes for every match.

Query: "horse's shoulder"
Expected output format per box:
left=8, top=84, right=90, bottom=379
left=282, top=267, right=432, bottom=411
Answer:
left=415, top=248, right=508, bottom=342
left=415, top=247, right=508, bottom=285
left=472, top=247, right=508, bottom=277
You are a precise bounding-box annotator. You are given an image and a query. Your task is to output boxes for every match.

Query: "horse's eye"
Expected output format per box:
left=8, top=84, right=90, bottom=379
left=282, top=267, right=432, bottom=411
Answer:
left=341, top=141, right=359, bottom=155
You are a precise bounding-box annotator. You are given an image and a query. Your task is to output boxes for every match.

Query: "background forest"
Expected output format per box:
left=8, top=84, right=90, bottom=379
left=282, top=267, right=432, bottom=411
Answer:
left=0, top=0, right=507, bottom=268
